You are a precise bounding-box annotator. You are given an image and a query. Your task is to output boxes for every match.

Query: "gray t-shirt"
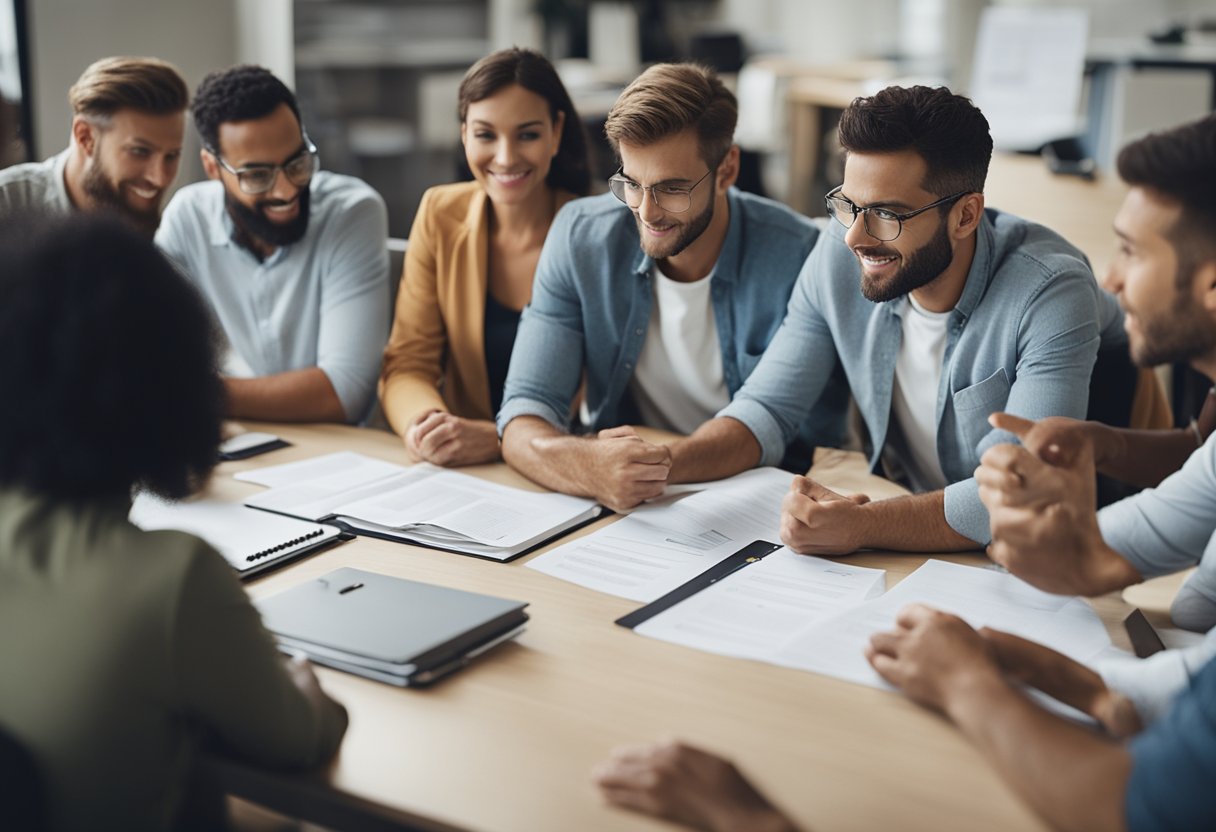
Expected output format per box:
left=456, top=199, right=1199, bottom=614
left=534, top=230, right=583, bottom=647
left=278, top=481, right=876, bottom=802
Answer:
left=0, top=148, right=73, bottom=218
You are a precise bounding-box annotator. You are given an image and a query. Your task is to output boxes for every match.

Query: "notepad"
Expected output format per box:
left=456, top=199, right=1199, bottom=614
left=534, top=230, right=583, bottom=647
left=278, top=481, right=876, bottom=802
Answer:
left=255, top=567, right=529, bottom=686
left=129, top=493, right=344, bottom=578
left=236, top=453, right=603, bottom=561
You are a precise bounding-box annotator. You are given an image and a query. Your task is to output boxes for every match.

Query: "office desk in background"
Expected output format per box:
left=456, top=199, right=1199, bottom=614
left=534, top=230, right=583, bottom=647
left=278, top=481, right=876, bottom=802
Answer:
left=198, top=422, right=1143, bottom=832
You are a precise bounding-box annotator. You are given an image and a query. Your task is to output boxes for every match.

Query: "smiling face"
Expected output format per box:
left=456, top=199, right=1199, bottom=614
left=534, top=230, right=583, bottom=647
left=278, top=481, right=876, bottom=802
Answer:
left=617, top=129, right=720, bottom=262
left=1107, top=186, right=1216, bottom=368
left=461, top=83, right=563, bottom=208
left=78, top=107, right=184, bottom=235
left=839, top=150, right=959, bottom=303
left=203, top=102, right=312, bottom=249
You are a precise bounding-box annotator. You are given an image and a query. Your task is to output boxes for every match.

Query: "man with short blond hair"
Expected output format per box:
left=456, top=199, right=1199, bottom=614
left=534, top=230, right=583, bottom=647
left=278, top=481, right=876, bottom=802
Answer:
left=0, top=56, right=188, bottom=235
left=499, top=62, right=847, bottom=510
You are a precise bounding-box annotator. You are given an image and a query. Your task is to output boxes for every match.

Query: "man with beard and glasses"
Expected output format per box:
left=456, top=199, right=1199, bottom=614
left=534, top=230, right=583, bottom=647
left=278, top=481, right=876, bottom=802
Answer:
left=667, top=85, right=1125, bottom=555
left=156, top=65, right=389, bottom=424
left=498, top=63, right=848, bottom=511
left=0, top=56, right=187, bottom=236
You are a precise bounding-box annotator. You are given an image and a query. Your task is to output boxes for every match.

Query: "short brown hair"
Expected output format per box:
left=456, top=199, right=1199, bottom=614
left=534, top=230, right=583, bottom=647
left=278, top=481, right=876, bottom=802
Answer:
left=604, top=63, right=736, bottom=168
left=68, top=56, right=188, bottom=123
left=1117, top=114, right=1216, bottom=285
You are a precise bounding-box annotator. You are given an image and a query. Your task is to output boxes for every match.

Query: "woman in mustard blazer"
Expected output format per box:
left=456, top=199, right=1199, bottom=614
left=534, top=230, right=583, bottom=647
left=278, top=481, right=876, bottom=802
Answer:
left=380, top=48, right=591, bottom=465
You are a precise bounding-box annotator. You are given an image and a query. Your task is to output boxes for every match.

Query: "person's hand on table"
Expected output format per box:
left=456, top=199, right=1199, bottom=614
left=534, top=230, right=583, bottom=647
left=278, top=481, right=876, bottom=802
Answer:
left=405, top=409, right=501, bottom=467
left=593, top=739, right=798, bottom=832
left=779, top=475, right=871, bottom=556
left=980, top=628, right=1143, bottom=739
left=976, top=412, right=1140, bottom=596
left=566, top=425, right=672, bottom=512
left=866, top=604, right=1002, bottom=714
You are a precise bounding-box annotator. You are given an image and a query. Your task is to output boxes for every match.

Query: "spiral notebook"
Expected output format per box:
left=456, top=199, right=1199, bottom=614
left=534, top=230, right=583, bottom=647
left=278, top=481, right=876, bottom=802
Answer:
left=129, top=494, right=345, bottom=578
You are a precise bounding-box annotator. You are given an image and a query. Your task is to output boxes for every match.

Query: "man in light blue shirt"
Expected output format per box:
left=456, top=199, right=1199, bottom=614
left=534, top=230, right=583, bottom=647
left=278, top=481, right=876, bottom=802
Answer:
left=498, top=63, right=848, bottom=511
left=671, top=85, right=1123, bottom=553
left=156, top=66, right=388, bottom=424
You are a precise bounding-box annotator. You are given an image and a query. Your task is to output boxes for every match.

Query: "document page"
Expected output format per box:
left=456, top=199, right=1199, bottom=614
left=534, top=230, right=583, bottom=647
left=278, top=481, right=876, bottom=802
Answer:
left=527, top=467, right=796, bottom=602
left=771, top=559, right=1112, bottom=690
left=633, top=550, right=886, bottom=659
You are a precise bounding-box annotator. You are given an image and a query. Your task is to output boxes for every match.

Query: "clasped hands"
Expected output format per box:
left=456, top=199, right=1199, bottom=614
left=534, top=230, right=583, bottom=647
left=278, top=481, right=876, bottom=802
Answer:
left=976, top=412, right=1140, bottom=595
left=404, top=409, right=502, bottom=467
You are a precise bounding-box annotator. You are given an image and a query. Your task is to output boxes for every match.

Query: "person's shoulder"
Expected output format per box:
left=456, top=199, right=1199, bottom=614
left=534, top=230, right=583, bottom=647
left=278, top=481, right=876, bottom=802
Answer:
left=986, top=208, right=1090, bottom=279
left=163, top=179, right=223, bottom=217
left=419, top=180, right=482, bottom=215
left=312, top=170, right=385, bottom=213
left=733, top=189, right=816, bottom=235
left=0, top=158, right=52, bottom=187
left=552, top=191, right=633, bottom=243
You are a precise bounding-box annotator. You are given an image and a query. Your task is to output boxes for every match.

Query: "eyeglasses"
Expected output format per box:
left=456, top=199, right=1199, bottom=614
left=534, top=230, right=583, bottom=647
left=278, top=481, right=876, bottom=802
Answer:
left=824, top=185, right=969, bottom=242
left=608, top=167, right=713, bottom=214
left=206, top=135, right=319, bottom=195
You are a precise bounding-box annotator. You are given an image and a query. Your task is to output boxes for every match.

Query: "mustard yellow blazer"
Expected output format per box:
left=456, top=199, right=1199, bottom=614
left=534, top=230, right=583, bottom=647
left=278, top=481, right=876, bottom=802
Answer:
left=379, top=181, right=576, bottom=435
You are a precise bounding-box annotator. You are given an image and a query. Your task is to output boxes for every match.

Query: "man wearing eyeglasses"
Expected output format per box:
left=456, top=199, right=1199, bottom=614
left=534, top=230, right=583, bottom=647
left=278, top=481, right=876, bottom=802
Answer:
left=156, top=65, right=389, bottom=424
left=677, top=85, right=1124, bottom=555
left=497, top=63, right=848, bottom=511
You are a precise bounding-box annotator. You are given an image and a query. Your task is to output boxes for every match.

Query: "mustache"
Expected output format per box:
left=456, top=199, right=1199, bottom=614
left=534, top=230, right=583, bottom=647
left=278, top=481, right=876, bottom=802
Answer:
left=257, top=197, right=297, bottom=208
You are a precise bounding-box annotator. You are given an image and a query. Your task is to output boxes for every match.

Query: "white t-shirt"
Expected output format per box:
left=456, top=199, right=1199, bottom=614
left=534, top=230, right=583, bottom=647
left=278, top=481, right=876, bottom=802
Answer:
left=629, top=266, right=730, bottom=435
left=883, top=294, right=951, bottom=492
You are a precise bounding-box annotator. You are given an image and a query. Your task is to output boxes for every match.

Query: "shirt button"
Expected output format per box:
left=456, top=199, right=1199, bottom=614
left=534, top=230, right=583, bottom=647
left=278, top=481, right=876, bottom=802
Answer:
left=635, top=328, right=643, bottom=336
left=625, top=362, right=633, bottom=370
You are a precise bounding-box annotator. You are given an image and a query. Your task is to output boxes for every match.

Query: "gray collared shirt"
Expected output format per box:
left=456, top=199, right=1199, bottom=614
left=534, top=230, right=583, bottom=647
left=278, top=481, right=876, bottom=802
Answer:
left=0, top=148, right=74, bottom=217
left=155, top=172, right=390, bottom=422
left=719, top=208, right=1126, bottom=543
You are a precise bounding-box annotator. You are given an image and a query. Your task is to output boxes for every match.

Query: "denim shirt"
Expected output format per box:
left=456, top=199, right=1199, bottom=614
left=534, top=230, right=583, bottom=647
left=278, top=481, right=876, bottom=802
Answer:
left=719, top=208, right=1126, bottom=543
left=498, top=189, right=850, bottom=467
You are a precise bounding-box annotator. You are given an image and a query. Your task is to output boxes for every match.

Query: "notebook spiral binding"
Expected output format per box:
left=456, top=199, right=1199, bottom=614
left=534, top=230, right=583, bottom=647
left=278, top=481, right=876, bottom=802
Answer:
left=246, top=528, right=325, bottom=562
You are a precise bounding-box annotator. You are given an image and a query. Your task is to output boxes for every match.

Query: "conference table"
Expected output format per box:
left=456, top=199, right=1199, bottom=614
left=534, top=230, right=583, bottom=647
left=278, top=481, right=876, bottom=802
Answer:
left=197, top=421, right=1150, bottom=832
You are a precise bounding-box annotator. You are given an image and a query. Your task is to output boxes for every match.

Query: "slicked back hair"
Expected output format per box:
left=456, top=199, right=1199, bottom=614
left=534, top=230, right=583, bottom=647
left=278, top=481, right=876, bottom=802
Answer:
left=68, top=56, right=188, bottom=124
left=0, top=217, right=224, bottom=502
left=604, top=63, right=737, bottom=169
left=191, top=64, right=301, bottom=152
left=1117, top=115, right=1216, bottom=285
left=838, top=85, right=993, bottom=198
left=459, top=48, right=591, bottom=195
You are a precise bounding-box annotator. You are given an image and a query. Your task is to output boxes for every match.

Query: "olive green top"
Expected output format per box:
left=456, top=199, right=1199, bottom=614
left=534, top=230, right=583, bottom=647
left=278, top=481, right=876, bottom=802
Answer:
left=0, top=489, right=348, bottom=830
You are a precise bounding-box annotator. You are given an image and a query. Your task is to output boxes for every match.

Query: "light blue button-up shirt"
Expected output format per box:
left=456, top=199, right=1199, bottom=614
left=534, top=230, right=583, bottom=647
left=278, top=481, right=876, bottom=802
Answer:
left=155, top=172, right=390, bottom=422
left=719, top=208, right=1126, bottom=543
left=497, top=189, right=850, bottom=470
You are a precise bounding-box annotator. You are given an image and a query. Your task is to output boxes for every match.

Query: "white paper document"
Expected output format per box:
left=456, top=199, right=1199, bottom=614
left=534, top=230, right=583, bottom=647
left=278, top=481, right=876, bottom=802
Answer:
left=527, top=467, right=796, bottom=601
left=634, top=550, right=887, bottom=659
left=238, top=452, right=601, bottom=561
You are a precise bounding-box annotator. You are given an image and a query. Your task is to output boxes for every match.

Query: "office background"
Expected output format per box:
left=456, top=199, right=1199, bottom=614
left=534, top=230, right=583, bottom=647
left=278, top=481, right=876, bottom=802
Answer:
left=7, top=0, right=1216, bottom=236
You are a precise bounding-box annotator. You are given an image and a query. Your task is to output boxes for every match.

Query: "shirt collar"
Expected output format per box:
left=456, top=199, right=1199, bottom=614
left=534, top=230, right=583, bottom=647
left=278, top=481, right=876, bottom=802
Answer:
left=952, top=209, right=995, bottom=321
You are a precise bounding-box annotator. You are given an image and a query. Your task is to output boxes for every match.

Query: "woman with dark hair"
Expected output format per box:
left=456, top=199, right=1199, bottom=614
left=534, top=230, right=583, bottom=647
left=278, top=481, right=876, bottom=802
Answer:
left=0, top=216, right=347, bottom=830
left=380, top=47, right=591, bottom=466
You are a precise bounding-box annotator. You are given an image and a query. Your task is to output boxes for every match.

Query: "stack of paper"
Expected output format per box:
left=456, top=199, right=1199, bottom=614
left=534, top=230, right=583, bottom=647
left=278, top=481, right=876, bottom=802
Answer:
left=237, top=452, right=602, bottom=561
left=528, top=467, right=797, bottom=601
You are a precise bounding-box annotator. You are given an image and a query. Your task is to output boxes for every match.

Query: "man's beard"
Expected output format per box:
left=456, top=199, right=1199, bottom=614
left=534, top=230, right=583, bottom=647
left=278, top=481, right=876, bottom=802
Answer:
left=81, top=161, right=161, bottom=237
left=1131, top=291, right=1216, bottom=368
left=225, top=185, right=311, bottom=250
left=857, top=219, right=954, bottom=303
left=636, top=194, right=714, bottom=262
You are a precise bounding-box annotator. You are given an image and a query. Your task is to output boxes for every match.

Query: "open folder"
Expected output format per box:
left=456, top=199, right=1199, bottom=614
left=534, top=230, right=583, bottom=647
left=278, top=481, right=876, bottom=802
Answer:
left=255, top=567, right=529, bottom=687
left=235, top=452, right=602, bottom=561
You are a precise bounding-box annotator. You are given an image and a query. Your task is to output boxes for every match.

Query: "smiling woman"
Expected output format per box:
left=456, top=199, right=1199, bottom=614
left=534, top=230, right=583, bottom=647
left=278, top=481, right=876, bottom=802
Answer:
left=379, top=48, right=591, bottom=468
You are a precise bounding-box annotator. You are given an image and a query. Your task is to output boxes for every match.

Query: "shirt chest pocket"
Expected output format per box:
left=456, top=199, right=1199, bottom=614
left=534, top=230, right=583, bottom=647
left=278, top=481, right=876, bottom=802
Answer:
left=951, top=368, right=1010, bottom=453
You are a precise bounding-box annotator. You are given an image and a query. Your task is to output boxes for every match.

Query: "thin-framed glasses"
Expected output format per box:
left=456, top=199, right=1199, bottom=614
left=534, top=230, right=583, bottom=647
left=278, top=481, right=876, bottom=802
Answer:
left=608, top=167, right=713, bottom=214
left=824, top=185, right=968, bottom=242
left=206, top=134, right=319, bottom=195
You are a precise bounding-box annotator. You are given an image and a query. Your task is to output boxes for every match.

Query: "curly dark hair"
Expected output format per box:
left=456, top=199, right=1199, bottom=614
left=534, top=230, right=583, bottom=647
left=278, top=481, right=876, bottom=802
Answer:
left=459, top=48, right=591, bottom=195
left=0, top=216, right=225, bottom=501
left=838, top=85, right=993, bottom=198
left=190, top=64, right=301, bottom=152
left=1118, top=114, right=1216, bottom=286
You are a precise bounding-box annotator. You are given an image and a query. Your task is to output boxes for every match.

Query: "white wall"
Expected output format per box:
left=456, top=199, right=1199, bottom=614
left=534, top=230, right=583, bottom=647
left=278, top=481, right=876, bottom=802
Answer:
left=26, top=0, right=238, bottom=185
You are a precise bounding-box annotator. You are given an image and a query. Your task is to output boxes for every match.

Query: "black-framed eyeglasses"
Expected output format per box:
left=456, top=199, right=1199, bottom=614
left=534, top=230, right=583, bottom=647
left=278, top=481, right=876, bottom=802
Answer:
left=206, top=134, right=319, bottom=195
left=608, top=167, right=713, bottom=214
left=824, top=185, right=969, bottom=242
